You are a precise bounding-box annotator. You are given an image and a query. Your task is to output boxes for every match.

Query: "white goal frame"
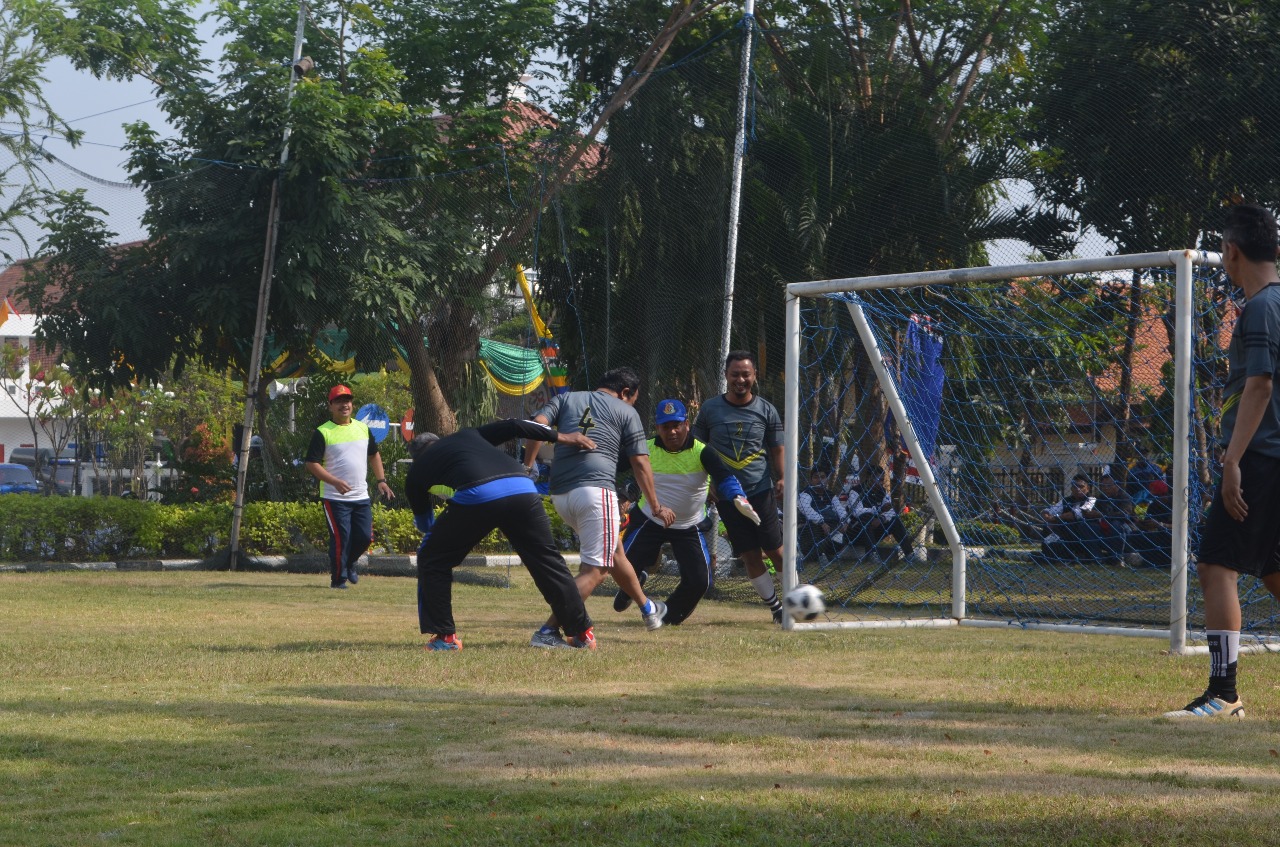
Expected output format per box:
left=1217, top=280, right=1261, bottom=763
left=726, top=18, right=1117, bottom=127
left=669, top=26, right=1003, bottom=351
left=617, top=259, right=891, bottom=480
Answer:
left=782, top=250, right=1227, bottom=655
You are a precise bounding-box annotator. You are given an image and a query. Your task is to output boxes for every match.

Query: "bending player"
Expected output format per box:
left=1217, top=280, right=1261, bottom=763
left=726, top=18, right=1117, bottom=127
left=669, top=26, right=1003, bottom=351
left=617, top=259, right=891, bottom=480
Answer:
left=406, top=422, right=598, bottom=651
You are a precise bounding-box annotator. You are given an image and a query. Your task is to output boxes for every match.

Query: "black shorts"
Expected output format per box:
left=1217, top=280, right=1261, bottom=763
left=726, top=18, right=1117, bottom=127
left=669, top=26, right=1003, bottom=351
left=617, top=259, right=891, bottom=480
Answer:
left=1196, top=451, right=1280, bottom=578
left=721, top=487, right=783, bottom=556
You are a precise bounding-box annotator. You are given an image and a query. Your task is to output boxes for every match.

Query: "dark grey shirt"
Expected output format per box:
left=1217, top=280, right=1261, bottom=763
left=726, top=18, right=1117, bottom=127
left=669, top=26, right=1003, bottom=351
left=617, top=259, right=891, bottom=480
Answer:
left=692, top=394, right=784, bottom=496
left=1221, top=282, right=1280, bottom=458
left=535, top=390, right=648, bottom=494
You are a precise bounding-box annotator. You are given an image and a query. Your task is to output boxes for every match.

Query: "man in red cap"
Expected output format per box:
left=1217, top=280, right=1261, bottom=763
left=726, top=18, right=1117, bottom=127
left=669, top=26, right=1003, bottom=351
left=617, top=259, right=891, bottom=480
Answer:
left=304, top=384, right=394, bottom=588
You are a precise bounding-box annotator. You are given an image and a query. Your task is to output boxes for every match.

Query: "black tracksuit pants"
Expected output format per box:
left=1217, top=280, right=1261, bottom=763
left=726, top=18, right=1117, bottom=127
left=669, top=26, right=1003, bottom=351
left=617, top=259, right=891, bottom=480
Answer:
left=417, top=492, right=591, bottom=637
left=621, top=511, right=712, bottom=625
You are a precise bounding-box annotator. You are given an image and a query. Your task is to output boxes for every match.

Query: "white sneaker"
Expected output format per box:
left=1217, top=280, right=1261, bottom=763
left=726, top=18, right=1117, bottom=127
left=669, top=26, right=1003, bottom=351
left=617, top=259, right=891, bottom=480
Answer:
left=733, top=495, right=761, bottom=526
left=641, top=599, right=667, bottom=631
left=1162, top=690, right=1245, bottom=719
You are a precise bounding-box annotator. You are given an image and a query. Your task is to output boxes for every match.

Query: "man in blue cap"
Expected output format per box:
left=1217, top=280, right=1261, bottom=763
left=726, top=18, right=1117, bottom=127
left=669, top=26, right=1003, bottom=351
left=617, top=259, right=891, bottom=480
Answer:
left=613, top=398, right=759, bottom=625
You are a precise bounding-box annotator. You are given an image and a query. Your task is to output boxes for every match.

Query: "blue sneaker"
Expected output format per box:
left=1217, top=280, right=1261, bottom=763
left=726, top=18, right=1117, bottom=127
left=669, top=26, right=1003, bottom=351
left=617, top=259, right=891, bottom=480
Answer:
left=426, top=634, right=462, bottom=651
left=347, top=565, right=358, bottom=585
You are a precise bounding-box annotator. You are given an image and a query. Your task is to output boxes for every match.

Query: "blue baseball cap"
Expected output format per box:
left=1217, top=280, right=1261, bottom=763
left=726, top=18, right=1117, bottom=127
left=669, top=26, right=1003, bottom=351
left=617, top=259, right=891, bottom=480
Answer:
left=655, top=398, right=687, bottom=424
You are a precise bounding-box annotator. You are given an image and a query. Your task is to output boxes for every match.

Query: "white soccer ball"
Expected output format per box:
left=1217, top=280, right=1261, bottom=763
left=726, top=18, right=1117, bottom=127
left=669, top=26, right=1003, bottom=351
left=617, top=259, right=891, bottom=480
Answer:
left=784, top=583, right=825, bottom=622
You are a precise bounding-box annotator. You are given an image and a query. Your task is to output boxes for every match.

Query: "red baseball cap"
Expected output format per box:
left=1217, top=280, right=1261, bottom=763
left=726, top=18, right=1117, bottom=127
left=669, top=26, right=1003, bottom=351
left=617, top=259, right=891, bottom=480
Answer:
left=328, top=384, right=354, bottom=402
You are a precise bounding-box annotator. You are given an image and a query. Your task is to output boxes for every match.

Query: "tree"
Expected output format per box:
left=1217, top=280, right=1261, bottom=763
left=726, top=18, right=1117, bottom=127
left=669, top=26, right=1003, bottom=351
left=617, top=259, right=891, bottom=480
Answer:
left=0, top=0, right=82, bottom=262
left=1027, top=0, right=1280, bottom=487
left=24, top=0, right=724, bottom=459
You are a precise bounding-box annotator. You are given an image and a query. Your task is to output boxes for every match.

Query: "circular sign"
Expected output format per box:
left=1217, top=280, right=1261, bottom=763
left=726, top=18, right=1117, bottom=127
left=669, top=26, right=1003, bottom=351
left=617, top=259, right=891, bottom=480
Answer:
left=356, top=403, right=391, bottom=444
left=401, top=408, right=415, bottom=442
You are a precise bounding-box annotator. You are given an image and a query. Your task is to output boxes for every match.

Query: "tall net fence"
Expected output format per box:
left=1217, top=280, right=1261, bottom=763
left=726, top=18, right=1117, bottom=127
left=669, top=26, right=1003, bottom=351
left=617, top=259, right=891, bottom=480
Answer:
left=2, top=4, right=1280, bottom=599
left=790, top=260, right=1277, bottom=637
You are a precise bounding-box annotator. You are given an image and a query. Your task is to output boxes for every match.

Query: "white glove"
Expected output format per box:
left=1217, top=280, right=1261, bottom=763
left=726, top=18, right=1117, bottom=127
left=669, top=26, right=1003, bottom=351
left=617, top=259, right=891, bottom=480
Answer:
left=733, top=495, right=761, bottom=526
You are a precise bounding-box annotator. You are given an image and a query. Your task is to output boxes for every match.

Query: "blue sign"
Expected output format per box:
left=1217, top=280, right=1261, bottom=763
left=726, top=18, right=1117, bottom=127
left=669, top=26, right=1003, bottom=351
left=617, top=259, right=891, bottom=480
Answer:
left=356, top=403, right=391, bottom=444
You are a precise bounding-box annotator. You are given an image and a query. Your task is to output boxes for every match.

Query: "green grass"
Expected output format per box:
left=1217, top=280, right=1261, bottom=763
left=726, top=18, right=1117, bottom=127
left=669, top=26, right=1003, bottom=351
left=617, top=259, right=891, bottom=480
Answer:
left=2, top=570, right=1279, bottom=846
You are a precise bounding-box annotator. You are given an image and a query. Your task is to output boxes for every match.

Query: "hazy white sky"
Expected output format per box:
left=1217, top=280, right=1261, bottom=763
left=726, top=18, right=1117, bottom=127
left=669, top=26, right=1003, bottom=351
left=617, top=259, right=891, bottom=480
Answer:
left=41, top=56, right=170, bottom=181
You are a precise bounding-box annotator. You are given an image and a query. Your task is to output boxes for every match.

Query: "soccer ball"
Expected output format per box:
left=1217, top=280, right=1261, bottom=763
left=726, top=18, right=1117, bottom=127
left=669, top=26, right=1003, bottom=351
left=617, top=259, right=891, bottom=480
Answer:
left=784, top=583, right=825, bottom=622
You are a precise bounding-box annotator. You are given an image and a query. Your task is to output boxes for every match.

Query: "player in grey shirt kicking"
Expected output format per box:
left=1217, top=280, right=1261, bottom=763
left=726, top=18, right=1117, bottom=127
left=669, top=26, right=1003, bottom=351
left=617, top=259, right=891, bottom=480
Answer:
left=523, top=367, right=676, bottom=647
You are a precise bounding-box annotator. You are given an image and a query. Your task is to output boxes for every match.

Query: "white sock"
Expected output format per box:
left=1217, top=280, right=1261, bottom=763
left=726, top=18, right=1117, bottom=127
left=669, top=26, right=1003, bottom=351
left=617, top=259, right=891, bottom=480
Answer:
left=750, top=573, right=777, bottom=603
left=1206, top=629, right=1240, bottom=678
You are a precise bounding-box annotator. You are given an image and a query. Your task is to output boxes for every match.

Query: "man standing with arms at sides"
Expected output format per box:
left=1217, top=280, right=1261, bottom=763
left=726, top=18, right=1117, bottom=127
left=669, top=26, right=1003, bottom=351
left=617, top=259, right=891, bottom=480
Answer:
left=694, top=351, right=788, bottom=623
left=522, top=367, right=676, bottom=647
left=1165, top=203, right=1280, bottom=719
left=304, top=384, right=394, bottom=589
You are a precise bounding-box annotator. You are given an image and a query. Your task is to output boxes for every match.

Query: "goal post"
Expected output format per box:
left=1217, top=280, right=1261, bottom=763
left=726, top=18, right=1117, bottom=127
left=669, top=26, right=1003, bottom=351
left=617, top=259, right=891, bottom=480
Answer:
left=782, top=250, right=1232, bottom=654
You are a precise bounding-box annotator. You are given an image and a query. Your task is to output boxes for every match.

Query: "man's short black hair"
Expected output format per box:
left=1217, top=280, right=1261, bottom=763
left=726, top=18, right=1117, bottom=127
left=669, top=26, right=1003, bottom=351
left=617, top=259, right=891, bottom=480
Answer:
left=1072, top=473, right=1091, bottom=486
left=725, top=350, right=757, bottom=372
left=1223, top=203, right=1279, bottom=263
left=597, top=366, right=641, bottom=396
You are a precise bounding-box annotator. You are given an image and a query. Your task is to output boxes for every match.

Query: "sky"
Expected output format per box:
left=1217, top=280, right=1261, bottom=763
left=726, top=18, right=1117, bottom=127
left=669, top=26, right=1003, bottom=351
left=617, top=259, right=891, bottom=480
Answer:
left=2, top=11, right=225, bottom=258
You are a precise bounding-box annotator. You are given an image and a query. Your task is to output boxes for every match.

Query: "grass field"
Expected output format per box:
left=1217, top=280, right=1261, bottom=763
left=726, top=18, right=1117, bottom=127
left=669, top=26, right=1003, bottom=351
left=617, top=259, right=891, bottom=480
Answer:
left=3, top=569, right=1279, bottom=846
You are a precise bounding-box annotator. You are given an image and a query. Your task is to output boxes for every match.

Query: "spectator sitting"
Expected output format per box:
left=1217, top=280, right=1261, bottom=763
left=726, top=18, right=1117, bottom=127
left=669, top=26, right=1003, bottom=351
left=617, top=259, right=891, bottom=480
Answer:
left=798, top=467, right=845, bottom=565
left=846, top=465, right=919, bottom=562
left=1038, top=474, right=1098, bottom=561
left=1083, top=472, right=1137, bottom=562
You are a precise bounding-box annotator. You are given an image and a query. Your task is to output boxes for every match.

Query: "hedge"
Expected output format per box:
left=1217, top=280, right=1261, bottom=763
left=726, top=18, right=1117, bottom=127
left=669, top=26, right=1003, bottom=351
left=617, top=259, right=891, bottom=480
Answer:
left=0, top=494, right=579, bottom=562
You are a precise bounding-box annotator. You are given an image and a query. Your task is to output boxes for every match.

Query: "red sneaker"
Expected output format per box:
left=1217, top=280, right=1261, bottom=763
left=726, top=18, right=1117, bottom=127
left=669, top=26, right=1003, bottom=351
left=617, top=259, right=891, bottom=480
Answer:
left=566, top=627, right=597, bottom=650
left=426, top=633, right=462, bottom=651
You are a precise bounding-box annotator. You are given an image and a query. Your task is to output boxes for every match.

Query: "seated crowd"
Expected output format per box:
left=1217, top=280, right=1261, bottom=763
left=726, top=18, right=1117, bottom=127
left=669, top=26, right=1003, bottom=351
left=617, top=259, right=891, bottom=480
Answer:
left=797, top=464, right=920, bottom=566
left=1036, top=472, right=1172, bottom=567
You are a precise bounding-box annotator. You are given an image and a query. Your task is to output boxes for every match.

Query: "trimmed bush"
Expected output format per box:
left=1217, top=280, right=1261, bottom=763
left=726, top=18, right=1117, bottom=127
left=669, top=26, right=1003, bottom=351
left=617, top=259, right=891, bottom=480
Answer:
left=0, top=494, right=573, bottom=562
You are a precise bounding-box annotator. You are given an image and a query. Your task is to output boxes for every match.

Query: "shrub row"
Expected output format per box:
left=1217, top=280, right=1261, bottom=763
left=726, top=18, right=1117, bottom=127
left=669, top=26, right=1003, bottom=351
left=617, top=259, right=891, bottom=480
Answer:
left=0, top=494, right=578, bottom=562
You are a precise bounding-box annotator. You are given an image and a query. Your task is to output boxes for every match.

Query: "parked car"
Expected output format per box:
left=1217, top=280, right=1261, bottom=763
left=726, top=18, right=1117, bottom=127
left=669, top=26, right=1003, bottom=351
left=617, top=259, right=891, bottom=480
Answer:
left=40, top=464, right=78, bottom=496
left=9, top=446, right=77, bottom=471
left=0, top=463, right=40, bottom=494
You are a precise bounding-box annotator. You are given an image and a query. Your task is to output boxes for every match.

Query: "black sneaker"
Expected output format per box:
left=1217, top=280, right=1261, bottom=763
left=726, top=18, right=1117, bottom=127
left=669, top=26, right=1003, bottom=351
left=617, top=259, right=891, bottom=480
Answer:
left=771, top=606, right=784, bottom=625
left=613, top=570, right=648, bottom=612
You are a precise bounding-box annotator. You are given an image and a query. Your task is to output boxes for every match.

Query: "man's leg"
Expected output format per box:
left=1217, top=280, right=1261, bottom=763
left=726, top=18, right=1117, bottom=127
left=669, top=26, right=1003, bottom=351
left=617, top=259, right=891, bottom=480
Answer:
left=345, top=501, right=374, bottom=580
left=663, top=529, right=712, bottom=625
left=616, top=517, right=664, bottom=612
left=1199, top=562, right=1243, bottom=702
left=321, top=499, right=352, bottom=586
left=500, top=493, right=592, bottom=637
left=417, top=504, right=494, bottom=637
left=543, top=487, right=657, bottom=632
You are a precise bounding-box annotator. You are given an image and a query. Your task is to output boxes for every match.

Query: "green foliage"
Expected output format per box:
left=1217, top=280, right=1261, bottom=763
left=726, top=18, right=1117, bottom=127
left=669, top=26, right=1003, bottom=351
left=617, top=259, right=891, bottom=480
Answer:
left=0, top=494, right=569, bottom=560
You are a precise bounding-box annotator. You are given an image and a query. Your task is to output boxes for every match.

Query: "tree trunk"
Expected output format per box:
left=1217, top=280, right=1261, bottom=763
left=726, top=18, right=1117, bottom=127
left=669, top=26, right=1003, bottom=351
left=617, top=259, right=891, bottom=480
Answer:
left=399, top=322, right=457, bottom=436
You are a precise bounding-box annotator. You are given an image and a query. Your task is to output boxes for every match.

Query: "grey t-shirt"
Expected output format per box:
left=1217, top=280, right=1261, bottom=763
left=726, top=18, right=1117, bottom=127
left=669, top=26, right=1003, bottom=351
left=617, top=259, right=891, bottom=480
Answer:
left=692, top=393, right=784, bottom=496
left=1221, top=282, right=1280, bottom=458
left=535, top=390, right=649, bottom=494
